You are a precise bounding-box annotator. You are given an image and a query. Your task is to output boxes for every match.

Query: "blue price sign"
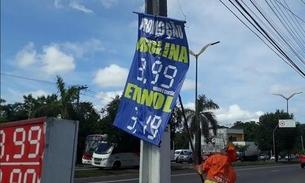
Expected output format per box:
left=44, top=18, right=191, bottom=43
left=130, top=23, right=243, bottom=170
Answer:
left=113, top=13, right=189, bottom=146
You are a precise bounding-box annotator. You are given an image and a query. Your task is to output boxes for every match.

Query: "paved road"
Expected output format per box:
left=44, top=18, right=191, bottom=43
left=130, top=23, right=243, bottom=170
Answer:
left=74, top=164, right=304, bottom=183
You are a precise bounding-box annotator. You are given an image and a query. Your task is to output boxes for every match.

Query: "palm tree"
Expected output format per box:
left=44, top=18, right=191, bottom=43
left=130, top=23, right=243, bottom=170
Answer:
left=32, top=76, right=79, bottom=119
left=186, top=94, right=220, bottom=144
left=55, top=75, right=79, bottom=119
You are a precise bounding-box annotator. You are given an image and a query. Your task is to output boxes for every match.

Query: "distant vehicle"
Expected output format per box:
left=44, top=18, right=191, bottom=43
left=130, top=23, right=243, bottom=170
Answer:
left=233, top=141, right=260, bottom=161
left=285, top=154, right=296, bottom=160
left=82, top=134, right=107, bottom=164
left=174, top=149, right=191, bottom=163
left=91, top=137, right=140, bottom=169
left=299, top=155, right=305, bottom=168
left=270, top=155, right=281, bottom=160
left=177, top=150, right=193, bottom=163
left=259, top=154, right=270, bottom=161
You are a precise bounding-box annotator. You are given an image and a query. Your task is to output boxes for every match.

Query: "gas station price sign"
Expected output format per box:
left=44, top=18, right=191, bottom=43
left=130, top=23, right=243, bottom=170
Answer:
left=0, top=117, right=78, bottom=183
left=0, top=118, right=45, bottom=183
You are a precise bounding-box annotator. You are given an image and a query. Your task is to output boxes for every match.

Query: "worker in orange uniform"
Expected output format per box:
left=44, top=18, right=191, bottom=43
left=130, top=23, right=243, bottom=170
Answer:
left=194, top=145, right=237, bottom=183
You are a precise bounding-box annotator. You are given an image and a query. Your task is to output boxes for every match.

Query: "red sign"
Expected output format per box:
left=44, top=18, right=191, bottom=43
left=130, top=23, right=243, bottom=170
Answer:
left=0, top=118, right=46, bottom=183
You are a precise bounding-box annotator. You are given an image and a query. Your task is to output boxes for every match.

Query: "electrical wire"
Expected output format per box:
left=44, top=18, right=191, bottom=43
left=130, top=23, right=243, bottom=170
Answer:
left=218, top=0, right=305, bottom=78
left=1, top=73, right=55, bottom=85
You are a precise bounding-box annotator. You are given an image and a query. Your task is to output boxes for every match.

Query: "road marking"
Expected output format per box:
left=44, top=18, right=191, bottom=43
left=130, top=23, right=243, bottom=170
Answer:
left=235, top=164, right=297, bottom=171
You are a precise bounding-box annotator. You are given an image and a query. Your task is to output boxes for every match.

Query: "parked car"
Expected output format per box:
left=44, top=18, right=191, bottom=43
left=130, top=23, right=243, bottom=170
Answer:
left=177, top=151, right=193, bottom=163
left=270, top=155, right=281, bottom=160
left=285, top=154, right=296, bottom=160
left=259, top=154, right=270, bottom=161
left=299, top=155, right=305, bottom=168
left=174, top=149, right=192, bottom=163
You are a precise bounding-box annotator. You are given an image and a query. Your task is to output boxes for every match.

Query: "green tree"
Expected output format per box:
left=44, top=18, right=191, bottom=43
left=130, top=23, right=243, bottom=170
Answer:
left=231, top=121, right=259, bottom=141
left=99, top=95, right=139, bottom=150
left=256, top=109, right=300, bottom=161
left=186, top=94, right=219, bottom=144
left=0, top=101, right=28, bottom=122
left=55, top=75, right=79, bottom=119
left=32, top=94, right=61, bottom=118
left=76, top=101, right=101, bottom=163
left=173, top=131, right=189, bottom=149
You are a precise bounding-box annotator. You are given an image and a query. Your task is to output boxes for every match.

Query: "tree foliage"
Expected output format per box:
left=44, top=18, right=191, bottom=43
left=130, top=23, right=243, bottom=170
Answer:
left=231, top=121, right=259, bottom=141
left=185, top=95, right=219, bottom=144
left=256, top=109, right=300, bottom=160
left=99, top=95, right=140, bottom=150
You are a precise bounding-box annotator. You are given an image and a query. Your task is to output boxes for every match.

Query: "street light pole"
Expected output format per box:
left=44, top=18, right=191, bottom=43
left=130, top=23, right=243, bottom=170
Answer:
left=273, top=92, right=303, bottom=113
left=272, top=124, right=278, bottom=157
left=189, top=41, right=220, bottom=165
left=272, top=91, right=303, bottom=160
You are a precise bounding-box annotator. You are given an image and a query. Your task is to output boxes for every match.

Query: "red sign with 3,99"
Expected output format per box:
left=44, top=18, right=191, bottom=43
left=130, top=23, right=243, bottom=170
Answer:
left=0, top=118, right=46, bottom=183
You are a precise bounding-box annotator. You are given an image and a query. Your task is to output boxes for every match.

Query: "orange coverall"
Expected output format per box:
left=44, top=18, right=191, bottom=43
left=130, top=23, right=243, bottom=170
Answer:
left=196, top=146, right=237, bottom=183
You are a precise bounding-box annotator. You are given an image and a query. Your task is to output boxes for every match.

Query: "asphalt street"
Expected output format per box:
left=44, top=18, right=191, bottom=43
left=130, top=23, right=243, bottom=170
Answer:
left=74, top=164, right=304, bottom=183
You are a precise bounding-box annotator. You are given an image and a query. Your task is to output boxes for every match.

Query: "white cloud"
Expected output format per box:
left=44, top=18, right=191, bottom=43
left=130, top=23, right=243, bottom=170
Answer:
left=13, top=39, right=105, bottom=77
left=178, top=102, right=264, bottom=126
left=69, top=2, right=94, bottom=14
left=93, top=64, right=128, bottom=87
left=62, top=39, right=104, bottom=58
left=41, top=45, right=75, bottom=75
left=213, top=104, right=264, bottom=126
left=269, top=84, right=303, bottom=96
left=94, top=90, right=123, bottom=105
left=54, top=0, right=63, bottom=9
left=181, top=78, right=195, bottom=90
left=25, top=90, right=48, bottom=98
left=16, top=42, right=38, bottom=67
left=100, top=0, right=118, bottom=8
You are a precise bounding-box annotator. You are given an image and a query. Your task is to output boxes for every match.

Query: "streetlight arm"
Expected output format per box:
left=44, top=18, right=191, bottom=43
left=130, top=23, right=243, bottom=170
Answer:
left=273, top=93, right=288, bottom=100
left=189, top=50, right=197, bottom=57
left=287, top=91, right=303, bottom=100
left=198, top=41, right=220, bottom=56
left=273, top=91, right=302, bottom=113
left=189, top=41, right=220, bottom=57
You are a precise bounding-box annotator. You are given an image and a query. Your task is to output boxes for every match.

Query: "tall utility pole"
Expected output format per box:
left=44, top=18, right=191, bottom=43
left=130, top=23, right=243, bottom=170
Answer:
left=76, top=85, right=88, bottom=111
left=139, top=1, right=171, bottom=183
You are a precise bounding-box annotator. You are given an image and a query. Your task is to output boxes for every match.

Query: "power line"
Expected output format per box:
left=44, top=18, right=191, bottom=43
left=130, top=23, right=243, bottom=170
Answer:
left=219, top=0, right=305, bottom=78
left=1, top=73, right=55, bottom=85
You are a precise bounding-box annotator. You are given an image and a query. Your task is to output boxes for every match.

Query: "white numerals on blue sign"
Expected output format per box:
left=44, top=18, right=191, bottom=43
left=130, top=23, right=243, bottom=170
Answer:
left=127, top=107, right=162, bottom=140
left=137, top=58, right=147, bottom=84
left=151, top=60, right=162, bottom=85
left=137, top=58, right=178, bottom=89
left=127, top=107, right=138, bottom=134
left=147, top=115, right=162, bottom=140
left=161, top=64, right=177, bottom=89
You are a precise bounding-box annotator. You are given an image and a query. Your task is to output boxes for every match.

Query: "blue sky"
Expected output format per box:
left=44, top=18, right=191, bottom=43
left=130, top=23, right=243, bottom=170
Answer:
left=1, top=0, right=305, bottom=126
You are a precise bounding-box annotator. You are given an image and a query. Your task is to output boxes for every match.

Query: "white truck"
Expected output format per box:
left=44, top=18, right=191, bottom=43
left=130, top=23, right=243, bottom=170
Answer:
left=233, top=141, right=260, bottom=161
